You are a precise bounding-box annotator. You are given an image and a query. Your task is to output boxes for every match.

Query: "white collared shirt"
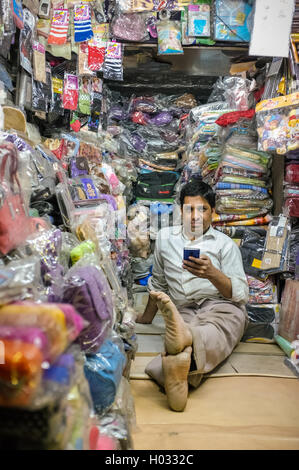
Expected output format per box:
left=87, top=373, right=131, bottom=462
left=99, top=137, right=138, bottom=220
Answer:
left=148, top=225, right=249, bottom=307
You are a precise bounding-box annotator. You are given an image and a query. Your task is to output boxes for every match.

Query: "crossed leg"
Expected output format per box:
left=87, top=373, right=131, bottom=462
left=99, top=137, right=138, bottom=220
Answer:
left=150, top=291, right=193, bottom=412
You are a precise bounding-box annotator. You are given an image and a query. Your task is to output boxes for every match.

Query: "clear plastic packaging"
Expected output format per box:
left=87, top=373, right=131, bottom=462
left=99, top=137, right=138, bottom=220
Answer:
left=25, top=229, right=65, bottom=302
left=20, top=8, right=35, bottom=75
left=208, top=76, right=256, bottom=111
left=88, top=24, right=108, bottom=72
left=127, top=204, right=151, bottom=258
left=84, top=334, right=126, bottom=415
left=0, top=256, right=42, bottom=304
left=111, top=13, right=149, bottom=42
left=63, top=74, right=79, bottom=111
left=32, top=63, right=52, bottom=113
left=62, top=263, right=114, bottom=353
left=0, top=302, right=85, bottom=364
left=246, top=275, right=277, bottom=305
left=256, top=93, right=299, bottom=155
left=214, top=0, right=253, bottom=42
left=0, top=338, right=43, bottom=407
left=157, top=18, right=183, bottom=55
left=103, top=42, right=124, bottom=81
left=246, top=304, right=280, bottom=324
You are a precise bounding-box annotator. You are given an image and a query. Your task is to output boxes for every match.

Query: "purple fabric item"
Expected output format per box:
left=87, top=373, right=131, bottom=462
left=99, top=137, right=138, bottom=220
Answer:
left=0, top=326, right=50, bottom=360
left=56, top=303, right=87, bottom=341
left=132, top=133, right=146, bottom=152
left=149, top=112, right=173, bottom=126
left=133, top=100, right=158, bottom=114
left=62, top=266, right=113, bottom=353
left=70, top=158, right=89, bottom=178
left=98, top=193, right=117, bottom=210
left=109, top=105, right=124, bottom=121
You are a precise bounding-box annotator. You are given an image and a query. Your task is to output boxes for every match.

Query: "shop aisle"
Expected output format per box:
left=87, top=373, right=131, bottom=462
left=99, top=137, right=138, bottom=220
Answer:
left=131, top=292, right=299, bottom=450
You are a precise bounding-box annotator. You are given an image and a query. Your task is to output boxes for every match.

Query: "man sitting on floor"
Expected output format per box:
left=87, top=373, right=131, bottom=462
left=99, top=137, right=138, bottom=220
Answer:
left=136, top=179, right=249, bottom=412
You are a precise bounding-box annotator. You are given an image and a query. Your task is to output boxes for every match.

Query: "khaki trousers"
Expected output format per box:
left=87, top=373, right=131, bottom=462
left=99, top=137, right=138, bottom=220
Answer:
left=145, top=298, right=249, bottom=389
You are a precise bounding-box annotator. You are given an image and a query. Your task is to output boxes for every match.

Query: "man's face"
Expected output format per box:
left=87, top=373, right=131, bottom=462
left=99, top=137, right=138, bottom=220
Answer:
left=182, top=195, right=214, bottom=237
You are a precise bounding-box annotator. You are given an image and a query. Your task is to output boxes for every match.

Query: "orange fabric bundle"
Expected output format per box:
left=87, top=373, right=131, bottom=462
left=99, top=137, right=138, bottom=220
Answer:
left=0, top=339, right=43, bottom=407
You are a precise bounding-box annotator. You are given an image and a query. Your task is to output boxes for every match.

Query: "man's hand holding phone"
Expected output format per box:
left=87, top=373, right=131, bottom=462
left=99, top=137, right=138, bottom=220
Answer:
left=183, top=249, right=217, bottom=281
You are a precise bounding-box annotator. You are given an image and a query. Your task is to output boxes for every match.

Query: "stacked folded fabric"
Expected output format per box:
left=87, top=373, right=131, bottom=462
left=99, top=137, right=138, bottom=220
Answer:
left=213, top=145, right=273, bottom=238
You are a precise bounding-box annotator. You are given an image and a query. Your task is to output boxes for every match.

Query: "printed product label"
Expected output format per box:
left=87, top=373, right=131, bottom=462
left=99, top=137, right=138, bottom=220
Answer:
left=74, top=4, right=90, bottom=21
left=80, top=178, right=98, bottom=199
left=52, top=9, right=69, bottom=26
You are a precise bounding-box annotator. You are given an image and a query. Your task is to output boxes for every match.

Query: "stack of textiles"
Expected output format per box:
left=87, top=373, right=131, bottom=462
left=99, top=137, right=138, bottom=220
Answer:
left=212, top=145, right=273, bottom=239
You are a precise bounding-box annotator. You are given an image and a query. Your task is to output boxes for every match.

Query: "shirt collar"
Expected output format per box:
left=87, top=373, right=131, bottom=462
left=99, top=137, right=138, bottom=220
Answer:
left=181, top=224, right=217, bottom=242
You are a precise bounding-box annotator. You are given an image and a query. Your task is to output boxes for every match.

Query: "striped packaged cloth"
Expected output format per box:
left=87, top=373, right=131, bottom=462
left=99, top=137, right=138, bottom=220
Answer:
left=48, top=9, right=69, bottom=45
left=213, top=214, right=272, bottom=227
left=74, top=4, right=93, bottom=43
left=215, top=182, right=268, bottom=194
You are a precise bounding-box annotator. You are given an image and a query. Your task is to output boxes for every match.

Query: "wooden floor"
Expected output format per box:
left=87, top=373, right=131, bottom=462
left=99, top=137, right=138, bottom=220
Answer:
left=130, top=291, right=299, bottom=450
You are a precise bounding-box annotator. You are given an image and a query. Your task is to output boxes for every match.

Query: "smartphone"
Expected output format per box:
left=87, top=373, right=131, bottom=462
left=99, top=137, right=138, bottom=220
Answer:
left=183, top=248, right=200, bottom=261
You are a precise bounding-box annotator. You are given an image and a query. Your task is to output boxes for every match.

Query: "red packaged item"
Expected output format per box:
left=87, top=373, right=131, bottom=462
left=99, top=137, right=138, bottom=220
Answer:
left=63, top=74, right=79, bottom=111
left=88, top=24, right=108, bottom=72
left=284, top=197, right=299, bottom=217
left=216, top=109, right=255, bottom=127
left=131, top=111, right=150, bottom=125
left=285, top=164, right=299, bottom=184
left=48, top=9, right=69, bottom=45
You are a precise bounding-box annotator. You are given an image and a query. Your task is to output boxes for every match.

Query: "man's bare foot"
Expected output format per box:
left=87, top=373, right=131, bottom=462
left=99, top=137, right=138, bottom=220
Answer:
left=162, top=346, right=192, bottom=412
left=150, top=291, right=192, bottom=355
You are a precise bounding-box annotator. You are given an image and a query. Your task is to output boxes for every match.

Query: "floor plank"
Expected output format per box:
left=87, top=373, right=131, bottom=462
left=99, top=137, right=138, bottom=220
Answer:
left=131, top=377, right=299, bottom=450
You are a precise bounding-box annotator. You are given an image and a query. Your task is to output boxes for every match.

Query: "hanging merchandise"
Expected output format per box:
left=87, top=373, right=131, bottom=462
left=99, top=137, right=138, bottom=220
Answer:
left=188, top=2, right=210, bottom=37
left=32, top=63, right=53, bottom=113
left=88, top=24, right=109, bottom=72
left=111, top=13, right=149, bottom=42
left=103, top=42, right=124, bottom=81
left=256, top=92, right=299, bottom=155
left=63, top=74, right=79, bottom=111
left=214, top=0, right=253, bottom=43
left=51, top=77, right=64, bottom=115
left=33, top=41, right=47, bottom=84
left=78, top=77, right=91, bottom=115
left=260, top=215, right=291, bottom=273
left=19, top=9, right=35, bottom=75
left=74, top=3, right=94, bottom=43
left=157, top=11, right=183, bottom=55
left=0, top=142, right=39, bottom=254
left=11, top=0, right=24, bottom=29
left=78, top=42, right=94, bottom=76
left=48, top=9, right=70, bottom=45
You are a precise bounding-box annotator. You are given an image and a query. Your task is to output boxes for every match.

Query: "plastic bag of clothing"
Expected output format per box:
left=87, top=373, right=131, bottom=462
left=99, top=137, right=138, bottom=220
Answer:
left=208, top=76, right=256, bottom=111
left=63, top=264, right=114, bottom=353
left=0, top=302, right=85, bottom=364
left=111, top=13, right=149, bottom=42
left=240, top=229, right=268, bottom=279
left=246, top=303, right=280, bottom=324
left=84, top=336, right=126, bottom=414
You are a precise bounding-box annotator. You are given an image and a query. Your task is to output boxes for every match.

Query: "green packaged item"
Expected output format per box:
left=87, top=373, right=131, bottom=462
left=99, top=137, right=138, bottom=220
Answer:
left=70, top=240, right=96, bottom=265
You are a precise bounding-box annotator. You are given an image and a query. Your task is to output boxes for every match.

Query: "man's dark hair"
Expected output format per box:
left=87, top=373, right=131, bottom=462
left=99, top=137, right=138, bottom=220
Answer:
left=179, top=177, right=216, bottom=209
